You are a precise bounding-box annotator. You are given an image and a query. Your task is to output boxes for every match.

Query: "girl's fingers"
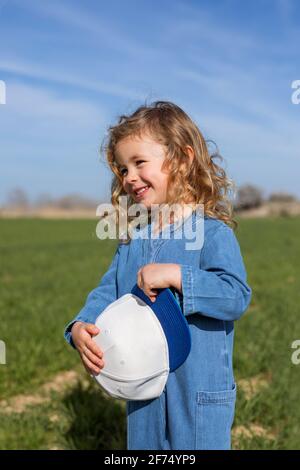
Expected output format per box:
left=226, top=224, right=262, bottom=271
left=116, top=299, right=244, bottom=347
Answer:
left=82, top=352, right=103, bottom=375
left=85, top=324, right=100, bottom=336
left=82, top=345, right=104, bottom=368
left=137, top=269, right=143, bottom=289
left=146, top=286, right=157, bottom=301
left=86, top=337, right=103, bottom=358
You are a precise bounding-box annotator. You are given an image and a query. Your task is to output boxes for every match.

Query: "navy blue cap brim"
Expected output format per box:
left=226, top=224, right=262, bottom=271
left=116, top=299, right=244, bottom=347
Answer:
left=131, top=284, right=191, bottom=372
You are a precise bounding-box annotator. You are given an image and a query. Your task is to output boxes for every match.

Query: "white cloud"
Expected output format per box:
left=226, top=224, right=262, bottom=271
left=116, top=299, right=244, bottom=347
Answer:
left=0, top=58, right=144, bottom=101
left=0, top=81, right=111, bottom=203
left=12, top=0, right=158, bottom=60
left=1, top=80, right=106, bottom=126
left=197, top=111, right=299, bottom=160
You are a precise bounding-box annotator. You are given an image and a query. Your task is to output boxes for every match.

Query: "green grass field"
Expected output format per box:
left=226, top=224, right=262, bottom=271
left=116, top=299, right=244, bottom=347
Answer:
left=0, top=216, right=299, bottom=449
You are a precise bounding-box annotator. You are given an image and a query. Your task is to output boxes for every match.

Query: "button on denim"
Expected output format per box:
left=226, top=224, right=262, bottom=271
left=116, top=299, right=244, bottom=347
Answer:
left=64, top=213, right=252, bottom=450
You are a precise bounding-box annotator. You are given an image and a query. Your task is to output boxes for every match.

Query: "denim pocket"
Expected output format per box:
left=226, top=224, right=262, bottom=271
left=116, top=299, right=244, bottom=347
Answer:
left=195, top=382, right=237, bottom=450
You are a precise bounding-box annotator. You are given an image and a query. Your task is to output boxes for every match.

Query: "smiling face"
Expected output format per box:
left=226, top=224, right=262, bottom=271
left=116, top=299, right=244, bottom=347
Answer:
left=114, top=133, right=170, bottom=209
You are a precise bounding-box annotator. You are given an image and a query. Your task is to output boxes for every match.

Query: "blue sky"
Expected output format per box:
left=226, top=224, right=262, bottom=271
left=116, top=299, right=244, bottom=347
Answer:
left=0, top=0, right=299, bottom=205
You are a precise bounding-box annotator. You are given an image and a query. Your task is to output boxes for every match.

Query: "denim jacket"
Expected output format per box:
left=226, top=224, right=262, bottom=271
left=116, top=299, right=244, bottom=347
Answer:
left=64, top=212, right=252, bottom=450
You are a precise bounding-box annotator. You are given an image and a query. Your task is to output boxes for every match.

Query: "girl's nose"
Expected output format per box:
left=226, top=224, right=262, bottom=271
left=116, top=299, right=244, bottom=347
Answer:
left=125, top=170, right=138, bottom=184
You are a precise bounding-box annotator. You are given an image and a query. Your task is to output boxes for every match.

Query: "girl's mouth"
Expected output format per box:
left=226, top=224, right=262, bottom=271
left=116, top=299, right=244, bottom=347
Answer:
left=134, top=186, right=150, bottom=199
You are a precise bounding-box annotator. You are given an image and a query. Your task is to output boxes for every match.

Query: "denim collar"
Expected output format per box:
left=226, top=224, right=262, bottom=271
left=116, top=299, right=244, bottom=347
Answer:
left=132, top=207, right=205, bottom=241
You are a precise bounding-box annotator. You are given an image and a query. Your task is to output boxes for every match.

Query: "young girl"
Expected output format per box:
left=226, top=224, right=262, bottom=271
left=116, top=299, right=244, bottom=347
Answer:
left=64, top=101, right=252, bottom=450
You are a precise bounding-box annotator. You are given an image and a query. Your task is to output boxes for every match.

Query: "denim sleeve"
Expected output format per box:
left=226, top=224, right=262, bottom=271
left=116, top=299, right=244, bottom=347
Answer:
left=64, top=243, right=121, bottom=349
left=179, top=225, right=252, bottom=321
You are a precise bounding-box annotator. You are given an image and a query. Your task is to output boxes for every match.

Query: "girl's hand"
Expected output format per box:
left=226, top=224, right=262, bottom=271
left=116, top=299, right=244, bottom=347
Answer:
left=137, top=263, right=182, bottom=302
left=71, top=321, right=105, bottom=376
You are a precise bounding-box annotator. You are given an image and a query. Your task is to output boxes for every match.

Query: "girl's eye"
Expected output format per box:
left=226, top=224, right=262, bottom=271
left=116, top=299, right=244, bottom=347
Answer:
left=119, top=161, right=145, bottom=176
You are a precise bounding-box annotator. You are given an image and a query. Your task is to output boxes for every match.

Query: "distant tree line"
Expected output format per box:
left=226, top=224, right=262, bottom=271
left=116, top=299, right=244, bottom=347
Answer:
left=2, top=186, right=299, bottom=212
left=3, top=188, right=99, bottom=210
left=233, top=184, right=298, bottom=211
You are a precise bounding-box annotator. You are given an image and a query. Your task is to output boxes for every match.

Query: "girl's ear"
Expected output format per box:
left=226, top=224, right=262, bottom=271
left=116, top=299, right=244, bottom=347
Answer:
left=185, top=145, right=195, bottom=165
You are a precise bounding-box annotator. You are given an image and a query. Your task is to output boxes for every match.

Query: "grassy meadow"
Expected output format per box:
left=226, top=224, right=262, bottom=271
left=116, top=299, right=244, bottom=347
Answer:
left=0, top=216, right=299, bottom=449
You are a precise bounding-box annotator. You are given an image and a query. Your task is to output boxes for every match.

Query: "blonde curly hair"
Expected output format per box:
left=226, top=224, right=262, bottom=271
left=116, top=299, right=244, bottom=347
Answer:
left=100, top=100, right=238, bottom=243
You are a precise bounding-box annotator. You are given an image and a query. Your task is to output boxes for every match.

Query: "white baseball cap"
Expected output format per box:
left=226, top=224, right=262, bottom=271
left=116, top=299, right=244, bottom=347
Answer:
left=91, top=284, right=191, bottom=401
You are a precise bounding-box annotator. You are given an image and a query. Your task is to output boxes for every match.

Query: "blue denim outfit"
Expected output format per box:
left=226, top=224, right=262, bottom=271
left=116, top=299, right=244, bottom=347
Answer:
left=64, top=212, right=252, bottom=450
